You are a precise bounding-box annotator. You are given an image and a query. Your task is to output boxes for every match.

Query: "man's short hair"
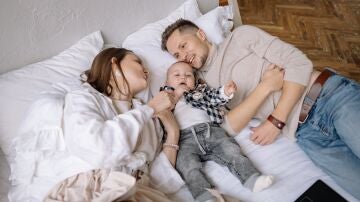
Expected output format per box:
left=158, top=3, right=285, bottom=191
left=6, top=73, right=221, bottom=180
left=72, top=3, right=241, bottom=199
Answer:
left=161, top=19, right=199, bottom=51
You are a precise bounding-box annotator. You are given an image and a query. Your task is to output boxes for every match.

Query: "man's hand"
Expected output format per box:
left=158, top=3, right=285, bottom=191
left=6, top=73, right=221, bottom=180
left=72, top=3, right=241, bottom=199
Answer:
left=224, top=80, right=237, bottom=96
left=250, top=121, right=281, bottom=145
left=260, top=64, right=284, bottom=93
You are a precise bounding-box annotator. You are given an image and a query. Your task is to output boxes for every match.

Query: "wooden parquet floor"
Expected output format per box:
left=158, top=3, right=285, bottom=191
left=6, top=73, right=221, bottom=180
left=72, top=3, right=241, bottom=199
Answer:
left=237, top=0, right=360, bottom=81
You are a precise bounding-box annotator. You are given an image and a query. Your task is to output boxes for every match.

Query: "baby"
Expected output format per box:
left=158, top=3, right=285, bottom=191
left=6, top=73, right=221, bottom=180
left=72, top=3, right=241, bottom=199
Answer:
left=161, top=61, right=274, bottom=202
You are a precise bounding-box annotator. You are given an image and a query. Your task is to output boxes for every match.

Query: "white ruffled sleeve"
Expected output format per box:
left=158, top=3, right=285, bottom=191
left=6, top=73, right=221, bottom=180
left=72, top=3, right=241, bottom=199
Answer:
left=9, top=93, right=67, bottom=185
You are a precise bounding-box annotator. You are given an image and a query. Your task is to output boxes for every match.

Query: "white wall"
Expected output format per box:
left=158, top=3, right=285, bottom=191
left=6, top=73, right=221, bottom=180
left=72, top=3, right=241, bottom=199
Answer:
left=0, top=0, right=220, bottom=74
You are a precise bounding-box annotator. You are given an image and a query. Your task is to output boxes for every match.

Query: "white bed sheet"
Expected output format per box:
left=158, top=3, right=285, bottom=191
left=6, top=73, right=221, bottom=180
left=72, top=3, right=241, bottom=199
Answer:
left=171, top=119, right=358, bottom=202
left=0, top=0, right=357, bottom=200
left=2, top=120, right=358, bottom=202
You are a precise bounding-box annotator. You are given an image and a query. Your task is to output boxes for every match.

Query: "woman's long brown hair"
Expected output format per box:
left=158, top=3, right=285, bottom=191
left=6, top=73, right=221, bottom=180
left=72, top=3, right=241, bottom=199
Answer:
left=85, top=48, right=132, bottom=97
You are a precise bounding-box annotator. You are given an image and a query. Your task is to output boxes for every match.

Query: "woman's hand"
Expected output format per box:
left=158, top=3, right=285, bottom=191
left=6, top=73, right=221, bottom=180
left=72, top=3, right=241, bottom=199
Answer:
left=260, top=64, right=284, bottom=92
left=147, top=91, right=176, bottom=114
left=156, top=110, right=179, bottom=137
left=156, top=110, right=180, bottom=167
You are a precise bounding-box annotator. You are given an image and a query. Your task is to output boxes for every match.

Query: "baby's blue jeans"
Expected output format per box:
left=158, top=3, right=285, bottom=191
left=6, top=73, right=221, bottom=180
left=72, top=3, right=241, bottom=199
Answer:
left=176, top=123, right=259, bottom=201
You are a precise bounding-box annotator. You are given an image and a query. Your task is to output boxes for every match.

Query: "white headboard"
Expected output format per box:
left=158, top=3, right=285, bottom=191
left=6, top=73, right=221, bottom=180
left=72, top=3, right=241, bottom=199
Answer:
left=0, top=0, right=240, bottom=74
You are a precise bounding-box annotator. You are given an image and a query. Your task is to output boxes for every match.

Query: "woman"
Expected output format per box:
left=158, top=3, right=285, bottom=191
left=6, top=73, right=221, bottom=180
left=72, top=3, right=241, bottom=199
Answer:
left=44, top=48, right=181, bottom=201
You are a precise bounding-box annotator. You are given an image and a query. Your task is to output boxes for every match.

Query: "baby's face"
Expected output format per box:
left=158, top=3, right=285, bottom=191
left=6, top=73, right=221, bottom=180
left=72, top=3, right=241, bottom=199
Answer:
left=166, top=62, right=196, bottom=90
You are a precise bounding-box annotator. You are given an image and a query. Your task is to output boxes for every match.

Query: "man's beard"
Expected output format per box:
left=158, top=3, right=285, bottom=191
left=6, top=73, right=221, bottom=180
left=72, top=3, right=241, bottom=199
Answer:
left=199, top=54, right=207, bottom=68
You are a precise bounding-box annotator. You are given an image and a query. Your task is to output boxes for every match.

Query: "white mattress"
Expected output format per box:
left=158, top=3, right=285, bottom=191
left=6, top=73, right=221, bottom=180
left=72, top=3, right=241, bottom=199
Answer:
left=0, top=120, right=357, bottom=201
left=0, top=150, right=10, bottom=202
left=0, top=0, right=357, bottom=199
left=197, top=120, right=358, bottom=202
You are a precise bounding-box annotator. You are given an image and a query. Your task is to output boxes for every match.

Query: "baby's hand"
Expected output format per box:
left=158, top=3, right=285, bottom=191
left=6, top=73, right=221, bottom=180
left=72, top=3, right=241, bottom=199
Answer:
left=174, top=85, right=190, bottom=99
left=225, top=80, right=237, bottom=96
left=177, top=85, right=190, bottom=93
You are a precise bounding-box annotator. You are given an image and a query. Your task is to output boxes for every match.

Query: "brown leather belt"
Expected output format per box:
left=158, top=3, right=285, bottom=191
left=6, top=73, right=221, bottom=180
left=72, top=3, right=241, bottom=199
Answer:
left=299, top=69, right=335, bottom=124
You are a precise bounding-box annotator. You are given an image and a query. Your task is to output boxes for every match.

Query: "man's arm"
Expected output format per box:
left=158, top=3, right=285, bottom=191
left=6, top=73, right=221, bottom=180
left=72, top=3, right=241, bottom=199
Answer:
left=250, top=81, right=305, bottom=145
left=226, top=66, right=284, bottom=134
left=226, top=82, right=275, bottom=133
left=233, top=25, right=312, bottom=144
left=233, top=25, right=313, bottom=86
left=272, top=82, right=305, bottom=122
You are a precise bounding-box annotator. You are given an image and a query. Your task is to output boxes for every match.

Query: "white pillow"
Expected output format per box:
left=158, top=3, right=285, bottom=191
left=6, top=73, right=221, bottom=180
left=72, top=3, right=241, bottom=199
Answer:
left=194, top=6, right=233, bottom=44
left=122, top=0, right=201, bottom=100
left=122, top=2, right=232, bottom=99
left=0, top=31, right=104, bottom=155
left=122, top=0, right=202, bottom=47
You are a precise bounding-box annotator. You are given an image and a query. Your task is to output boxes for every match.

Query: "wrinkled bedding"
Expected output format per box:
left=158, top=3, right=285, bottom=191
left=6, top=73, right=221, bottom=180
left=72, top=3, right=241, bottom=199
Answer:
left=168, top=119, right=358, bottom=201
left=3, top=117, right=358, bottom=201
left=5, top=0, right=351, bottom=201
left=202, top=119, right=357, bottom=202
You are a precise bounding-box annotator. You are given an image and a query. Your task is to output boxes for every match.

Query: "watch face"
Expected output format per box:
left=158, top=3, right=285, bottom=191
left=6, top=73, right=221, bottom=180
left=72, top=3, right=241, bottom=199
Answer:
left=160, top=85, right=175, bottom=92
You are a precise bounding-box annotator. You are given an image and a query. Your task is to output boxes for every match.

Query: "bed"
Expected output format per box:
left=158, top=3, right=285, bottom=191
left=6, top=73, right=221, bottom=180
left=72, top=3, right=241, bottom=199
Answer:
left=0, top=0, right=357, bottom=201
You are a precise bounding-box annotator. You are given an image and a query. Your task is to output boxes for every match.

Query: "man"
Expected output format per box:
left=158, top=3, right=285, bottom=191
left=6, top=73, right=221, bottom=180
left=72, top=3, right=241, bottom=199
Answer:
left=161, top=19, right=360, bottom=199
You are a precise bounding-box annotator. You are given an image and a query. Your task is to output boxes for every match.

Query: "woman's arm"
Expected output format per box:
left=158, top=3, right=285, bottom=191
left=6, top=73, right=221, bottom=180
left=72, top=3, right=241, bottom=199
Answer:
left=64, top=89, right=176, bottom=167
left=162, top=130, right=180, bottom=166
left=64, top=91, right=155, bottom=167
left=156, top=110, right=180, bottom=167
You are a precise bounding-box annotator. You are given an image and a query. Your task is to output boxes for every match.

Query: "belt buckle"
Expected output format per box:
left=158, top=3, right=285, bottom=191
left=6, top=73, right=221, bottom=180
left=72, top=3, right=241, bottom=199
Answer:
left=298, top=114, right=308, bottom=124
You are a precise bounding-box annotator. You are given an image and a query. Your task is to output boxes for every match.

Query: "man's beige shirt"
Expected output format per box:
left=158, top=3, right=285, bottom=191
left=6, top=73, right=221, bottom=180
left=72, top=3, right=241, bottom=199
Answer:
left=199, top=25, right=313, bottom=140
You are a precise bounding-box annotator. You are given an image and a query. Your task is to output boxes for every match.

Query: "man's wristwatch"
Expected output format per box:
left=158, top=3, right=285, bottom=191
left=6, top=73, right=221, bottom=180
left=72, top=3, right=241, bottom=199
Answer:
left=267, top=114, right=286, bottom=130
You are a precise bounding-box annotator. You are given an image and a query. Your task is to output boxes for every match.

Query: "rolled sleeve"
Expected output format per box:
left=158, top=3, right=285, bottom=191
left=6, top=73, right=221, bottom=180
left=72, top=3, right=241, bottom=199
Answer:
left=264, top=38, right=313, bottom=86
left=233, top=25, right=313, bottom=86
